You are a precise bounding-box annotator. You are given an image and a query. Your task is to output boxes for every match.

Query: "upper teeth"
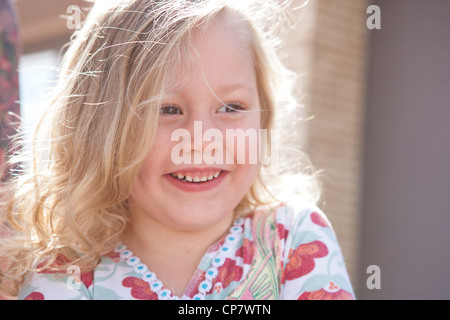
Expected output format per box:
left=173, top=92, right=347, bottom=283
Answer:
left=171, top=171, right=221, bottom=183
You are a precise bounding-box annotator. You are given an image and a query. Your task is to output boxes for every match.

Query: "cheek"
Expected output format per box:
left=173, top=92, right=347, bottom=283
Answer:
left=224, top=120, right=261, bottom=166
left=232, top=163, right=260, bottom=206
left=140, top=129, right=175, bottom=172
left=131, top=139, right=170, bottom=194
left=236, top=165, right=259, bottom=187
left=230, top=119, right=261, bottom=182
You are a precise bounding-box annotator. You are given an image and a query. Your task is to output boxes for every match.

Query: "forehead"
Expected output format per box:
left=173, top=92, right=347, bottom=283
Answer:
left=162, top=12, right=257, bottom=96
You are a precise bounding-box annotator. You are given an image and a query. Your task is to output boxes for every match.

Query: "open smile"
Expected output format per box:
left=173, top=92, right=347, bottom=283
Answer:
left=164, top=169, right=227, bottom=192
left=169, top=169, right=222, bottom=183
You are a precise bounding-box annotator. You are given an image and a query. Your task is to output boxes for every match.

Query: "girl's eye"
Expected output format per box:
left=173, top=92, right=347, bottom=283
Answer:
left=217, top=104, right=245, bottom=113
left=160, top=105, right=182, bottom=115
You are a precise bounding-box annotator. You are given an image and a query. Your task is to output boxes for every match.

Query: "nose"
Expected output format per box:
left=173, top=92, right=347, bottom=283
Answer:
left=184, top=113, right=224, bottom=165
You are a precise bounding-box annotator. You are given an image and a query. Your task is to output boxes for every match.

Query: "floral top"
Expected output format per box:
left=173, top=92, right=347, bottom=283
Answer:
left=18, top=203, right=355, bottom=300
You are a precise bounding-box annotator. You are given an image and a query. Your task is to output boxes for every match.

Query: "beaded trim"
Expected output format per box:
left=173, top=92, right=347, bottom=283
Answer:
left=114, top=217, right=245, bottom=300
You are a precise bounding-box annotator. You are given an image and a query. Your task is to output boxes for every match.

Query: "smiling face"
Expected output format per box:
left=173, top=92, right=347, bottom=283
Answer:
left=129, top=15, right=261, bottom=232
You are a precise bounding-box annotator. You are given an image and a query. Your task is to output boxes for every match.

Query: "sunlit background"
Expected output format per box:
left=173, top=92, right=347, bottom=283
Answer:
left=6, top=0, right=450, bottom=299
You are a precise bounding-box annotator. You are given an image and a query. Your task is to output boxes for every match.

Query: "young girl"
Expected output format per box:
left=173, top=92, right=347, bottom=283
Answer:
left=0, top=0, right=355, bottom=300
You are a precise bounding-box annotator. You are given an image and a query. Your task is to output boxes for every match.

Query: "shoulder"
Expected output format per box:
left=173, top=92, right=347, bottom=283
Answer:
left=274, top=202, right=338, bottom=248
left=234, top=202, right=354, bottom=300
left=246, top=201, right=332, bottom=247
left=248, top=201, right=335, bottom=244
left=269, top=201, right=355, bottom=300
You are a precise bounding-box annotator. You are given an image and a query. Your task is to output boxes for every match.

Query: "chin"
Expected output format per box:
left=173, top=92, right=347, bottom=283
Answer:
left=165, top=201, right=234, bottom=230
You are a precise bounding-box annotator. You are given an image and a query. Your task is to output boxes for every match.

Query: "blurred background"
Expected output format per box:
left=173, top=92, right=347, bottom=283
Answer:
left=1, top=0, right=449, bottom=299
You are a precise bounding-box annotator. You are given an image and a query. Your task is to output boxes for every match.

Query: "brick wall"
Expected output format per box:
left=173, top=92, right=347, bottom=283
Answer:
left=282, top=0, right=370, bottom=294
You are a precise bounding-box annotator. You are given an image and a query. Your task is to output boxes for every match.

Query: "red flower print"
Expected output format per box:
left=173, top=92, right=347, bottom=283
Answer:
left=36, top=255, right=71, bottom=273
left=191, top=257, right=243, bottom=297
left=24, top=292, right=45, bottom=300
left=276, top=222, right=289, bottom=242
left=104, top=250, right=121, bottom=263
left=298, top=281, right=354, bottom=300
left=186, top=258, right=244, bottom=297
left=35, top=254, right=93, bottom=288
left=80, top=270, right=93, bottom=288
left=122, top=276, right=158, bottom=300
left=285, top=240, right=328, bottom=280
left=235, top=238, right=254, bottom=265
left=310, top=211, right=331, bottom=228
left=215, top=258, right=243, bottom=289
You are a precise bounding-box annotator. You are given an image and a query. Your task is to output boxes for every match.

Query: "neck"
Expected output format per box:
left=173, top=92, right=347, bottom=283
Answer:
left=122, top=206, right=234, bottom=296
